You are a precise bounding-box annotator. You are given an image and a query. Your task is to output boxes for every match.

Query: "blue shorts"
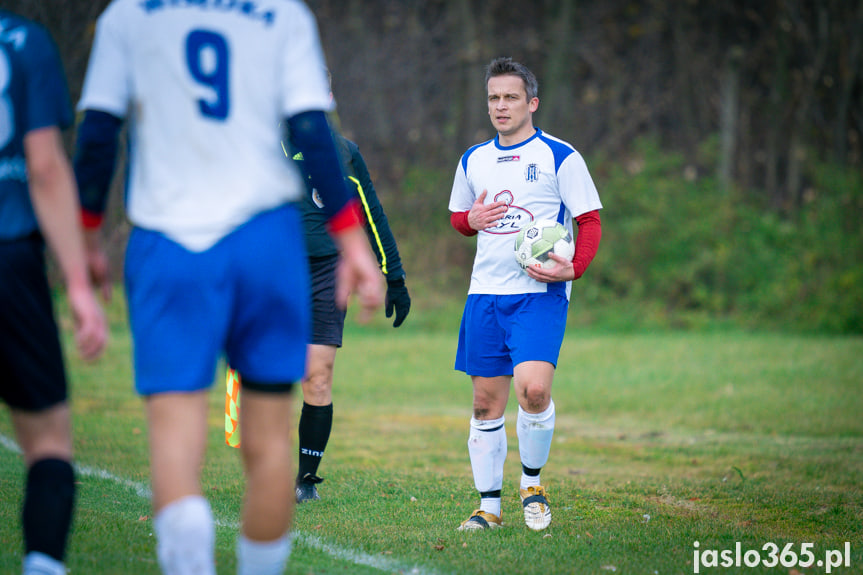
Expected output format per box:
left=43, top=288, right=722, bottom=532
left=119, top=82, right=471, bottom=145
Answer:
left=124, top=205, right=310, bottom=396
left=455, top=292, right=569, bottom=377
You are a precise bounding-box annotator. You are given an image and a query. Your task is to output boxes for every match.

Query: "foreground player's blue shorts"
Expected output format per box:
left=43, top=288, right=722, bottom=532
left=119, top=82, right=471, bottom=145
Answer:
left=124, top=205, right=310, bottom=396
left=455, top=291, right=569, bottom=377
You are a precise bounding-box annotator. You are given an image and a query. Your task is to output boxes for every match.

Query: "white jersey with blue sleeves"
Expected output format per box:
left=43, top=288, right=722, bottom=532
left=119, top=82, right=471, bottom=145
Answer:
left=448, top=129, right=602, bottom=299
left=77, top=0, right=333, bottom=251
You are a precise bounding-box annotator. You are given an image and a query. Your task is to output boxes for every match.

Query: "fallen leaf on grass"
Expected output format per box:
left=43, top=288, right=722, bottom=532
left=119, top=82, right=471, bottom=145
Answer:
left=433, top=545, right=445, bottom=551
left=138, top=515, right=148, bottom=521
left=585, top=531, right=593, bottom=539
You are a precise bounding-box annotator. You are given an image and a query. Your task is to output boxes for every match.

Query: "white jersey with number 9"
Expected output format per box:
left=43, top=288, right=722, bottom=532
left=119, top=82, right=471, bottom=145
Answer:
left=78, top=0, right=333, bottom=251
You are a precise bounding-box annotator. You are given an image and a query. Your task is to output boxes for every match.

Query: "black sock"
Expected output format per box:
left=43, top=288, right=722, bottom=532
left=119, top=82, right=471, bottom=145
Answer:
left=23, top=458, right=75, bottom=561
left=297, top=402, right=333, bottom=481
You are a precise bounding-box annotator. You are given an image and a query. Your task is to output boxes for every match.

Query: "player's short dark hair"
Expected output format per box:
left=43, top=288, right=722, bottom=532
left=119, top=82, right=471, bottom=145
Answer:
left=485, top=57, right=538, bottom=100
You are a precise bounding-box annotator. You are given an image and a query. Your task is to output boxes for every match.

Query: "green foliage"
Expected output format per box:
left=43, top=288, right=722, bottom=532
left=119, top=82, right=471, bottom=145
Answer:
left=387, top=165, right=474, bottom=295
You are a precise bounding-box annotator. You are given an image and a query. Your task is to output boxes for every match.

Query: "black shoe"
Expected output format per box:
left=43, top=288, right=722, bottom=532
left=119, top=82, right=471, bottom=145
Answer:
left=295, top=473, right=323, bottom=503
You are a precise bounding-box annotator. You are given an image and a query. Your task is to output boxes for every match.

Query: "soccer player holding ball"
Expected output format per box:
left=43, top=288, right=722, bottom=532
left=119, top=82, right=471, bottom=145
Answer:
left=448, top=57, right=602, bottom=531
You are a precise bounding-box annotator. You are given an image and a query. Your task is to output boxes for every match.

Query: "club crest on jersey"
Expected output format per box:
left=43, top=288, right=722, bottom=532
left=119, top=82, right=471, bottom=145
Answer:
left=484, top=190, right=533, bottom=235
left=497, top=155, right=520, bottom=163
left=312, top=189, right=325, bottom=209
left=524, top=163, right=540, bottom=182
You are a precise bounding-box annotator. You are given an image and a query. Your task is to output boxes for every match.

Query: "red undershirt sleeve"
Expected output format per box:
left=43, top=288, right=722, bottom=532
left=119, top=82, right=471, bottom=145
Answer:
left=81, top=210, right=104, bottom=230
left=326, top=197, right=364, bottom=234
left=572, top=210, right=602, bottom=280
left=450, top=210, right=477, bottom=237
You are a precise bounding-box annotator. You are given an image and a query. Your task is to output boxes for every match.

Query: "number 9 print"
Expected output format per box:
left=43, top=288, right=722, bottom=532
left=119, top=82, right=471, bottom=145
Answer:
left=185, top=29, right=229, bottom=121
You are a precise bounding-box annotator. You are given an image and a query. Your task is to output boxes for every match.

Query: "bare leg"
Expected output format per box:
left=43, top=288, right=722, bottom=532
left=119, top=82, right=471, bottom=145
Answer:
left=470, top=375, right=511, bottom=420
left=11, top=403, right=73, bottom=466
left=145, top=391, right=209, bottom=511
left=239, top=387, right=294, bottom=541
left=512, top=360, right=554, bottom=413
left=302, top=344, right=337, bottom=406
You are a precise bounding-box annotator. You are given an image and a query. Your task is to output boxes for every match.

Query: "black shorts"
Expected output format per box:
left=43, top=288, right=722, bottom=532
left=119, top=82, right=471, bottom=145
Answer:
left=0, top=235, right=69, bottom=411
left=308, top=254, right=346, bottom=347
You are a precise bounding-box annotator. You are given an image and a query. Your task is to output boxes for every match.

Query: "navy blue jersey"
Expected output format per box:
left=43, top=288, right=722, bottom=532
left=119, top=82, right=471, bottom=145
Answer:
left=0, top=11, right=73, bottom=240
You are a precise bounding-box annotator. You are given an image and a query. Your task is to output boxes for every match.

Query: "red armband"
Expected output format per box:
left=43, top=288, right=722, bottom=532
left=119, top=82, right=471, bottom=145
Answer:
left=572, top=210, right=601, bottom=279
left=81, top=209, right=104, bottom=230
left=326, top=198, right=364, bottom=234
left=450, top=210, right=477, bottom=237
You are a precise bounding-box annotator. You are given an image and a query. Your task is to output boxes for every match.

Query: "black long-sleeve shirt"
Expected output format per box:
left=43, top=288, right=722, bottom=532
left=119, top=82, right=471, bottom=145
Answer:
left=290, top=135, right=405, bottom=281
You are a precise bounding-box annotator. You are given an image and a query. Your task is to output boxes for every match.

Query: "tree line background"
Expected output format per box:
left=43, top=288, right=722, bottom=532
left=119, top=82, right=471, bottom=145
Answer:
left=6, top=0, right=863, bottom=333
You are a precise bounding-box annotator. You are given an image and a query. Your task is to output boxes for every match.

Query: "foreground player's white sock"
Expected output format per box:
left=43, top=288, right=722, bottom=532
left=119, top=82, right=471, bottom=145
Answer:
left=517, top=400, right=556, bottom=489
left=22, top=551, right=65, bottom=575
left=237, top=532, right=294, bottom=575
left=468, top=416, right=506, bottom=517
left=154, top=495, right=215, bottom=575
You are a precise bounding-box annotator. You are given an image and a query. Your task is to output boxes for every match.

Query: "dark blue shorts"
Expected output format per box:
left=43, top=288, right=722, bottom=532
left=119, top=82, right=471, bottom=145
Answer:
left=124, top=205, right=310, bottom=395
left=455, top=292, right=569, bottom=377
left=0, top=235, right=68, bottom=411
left=307, top=254, right=346, bottom=347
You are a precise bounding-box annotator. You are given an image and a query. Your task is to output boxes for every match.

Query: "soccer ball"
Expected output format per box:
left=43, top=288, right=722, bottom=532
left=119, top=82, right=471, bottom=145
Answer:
left=514, top=219, right=574, bottom=270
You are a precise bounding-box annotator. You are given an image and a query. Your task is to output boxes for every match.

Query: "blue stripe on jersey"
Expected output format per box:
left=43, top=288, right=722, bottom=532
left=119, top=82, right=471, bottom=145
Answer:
left=461, top=139, right=493, bottom=172
left=536, top=130, right=576, bottom=174
left=556, top=203, right=567, bottom=224
left=495, top=130, right=540, bottom=151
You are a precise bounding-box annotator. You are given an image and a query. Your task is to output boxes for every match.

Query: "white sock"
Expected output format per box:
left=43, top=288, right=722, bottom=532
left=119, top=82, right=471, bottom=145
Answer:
left=468, top=416, right=507, bottom=493
left=22, top=551, right=65, bottom=575
left=479, top=495, right=502, bottom=518
left=237, top=533, right=294, bottom=575
left=468, top=416, right=506, bottom=513
left=153, top=495, right=215, bottom=575
left=517, top=400, right=556, bottom=489
left=521, top=472, right=541, bottom=490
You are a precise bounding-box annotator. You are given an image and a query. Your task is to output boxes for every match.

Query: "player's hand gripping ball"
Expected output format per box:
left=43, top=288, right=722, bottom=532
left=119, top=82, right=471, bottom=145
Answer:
left=514, top=219, right=575, bottom=270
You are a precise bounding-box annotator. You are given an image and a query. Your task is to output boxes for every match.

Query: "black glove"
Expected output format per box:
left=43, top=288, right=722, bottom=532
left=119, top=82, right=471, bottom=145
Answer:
left=385, top=277, right=411, bottom=328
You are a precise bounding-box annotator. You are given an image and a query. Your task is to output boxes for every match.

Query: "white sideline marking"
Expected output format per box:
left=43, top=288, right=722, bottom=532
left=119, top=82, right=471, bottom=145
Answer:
left=0, top=433, right=434, bottom=575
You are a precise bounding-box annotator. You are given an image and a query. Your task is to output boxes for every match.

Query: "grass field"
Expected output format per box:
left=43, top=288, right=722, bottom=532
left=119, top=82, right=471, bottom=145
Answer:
left=1, top=295, right=861, bottom=574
